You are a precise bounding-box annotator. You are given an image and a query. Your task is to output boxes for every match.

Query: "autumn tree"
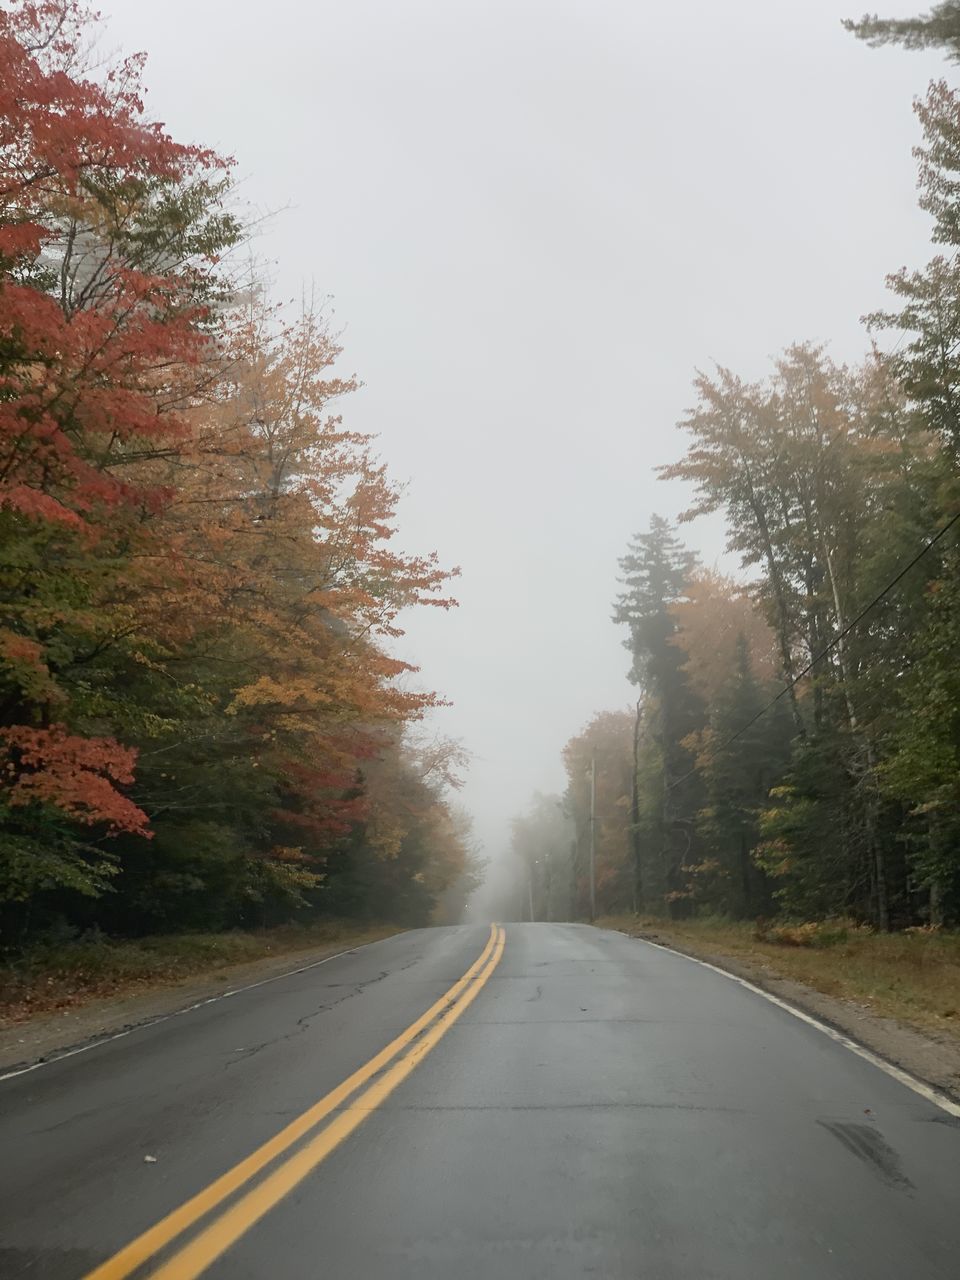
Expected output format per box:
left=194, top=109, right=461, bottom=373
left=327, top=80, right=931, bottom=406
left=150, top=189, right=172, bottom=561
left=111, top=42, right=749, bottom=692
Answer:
left=0, top=0, right=241, bottom=913
left=0, top=3, right=466, bottom=944
left=432, top=805, right=486, bottom=925
left=669, top=570, right=777, bottom=704
left=692, top=640, right=794, bottom=916
left=562, top=711, right=637, bottom=917
left=665, top=575, right=786, bottom=915
left=82, top=298, right=459, bottom=933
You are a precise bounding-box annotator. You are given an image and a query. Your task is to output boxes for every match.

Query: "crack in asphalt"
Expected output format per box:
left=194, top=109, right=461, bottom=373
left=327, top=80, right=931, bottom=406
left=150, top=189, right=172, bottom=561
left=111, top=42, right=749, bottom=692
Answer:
left=224, top=959, right=421, bottom=1068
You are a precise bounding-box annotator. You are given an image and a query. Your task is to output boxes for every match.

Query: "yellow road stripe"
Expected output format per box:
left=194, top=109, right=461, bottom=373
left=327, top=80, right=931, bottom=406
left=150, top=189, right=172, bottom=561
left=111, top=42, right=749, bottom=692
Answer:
left=82, top=925, right=500, bottom=1280
left=150, top=925, right=506, bottom=1280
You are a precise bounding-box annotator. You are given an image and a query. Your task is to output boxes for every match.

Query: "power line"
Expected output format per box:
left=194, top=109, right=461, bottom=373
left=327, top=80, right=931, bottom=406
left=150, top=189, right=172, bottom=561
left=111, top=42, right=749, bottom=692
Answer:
left=667, top=505, right=960, bottom=791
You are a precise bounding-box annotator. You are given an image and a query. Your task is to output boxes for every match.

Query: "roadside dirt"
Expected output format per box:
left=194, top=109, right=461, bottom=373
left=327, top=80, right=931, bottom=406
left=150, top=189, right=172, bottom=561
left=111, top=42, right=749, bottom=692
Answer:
left=623, top=924, right=960, bottom=1105
left=0, top=931, right=397, bottom=1075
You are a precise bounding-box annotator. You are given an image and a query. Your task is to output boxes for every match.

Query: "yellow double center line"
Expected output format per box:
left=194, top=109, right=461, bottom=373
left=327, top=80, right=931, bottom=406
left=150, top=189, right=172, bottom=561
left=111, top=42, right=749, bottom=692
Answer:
left=84, top=924, right=505, bottom=1280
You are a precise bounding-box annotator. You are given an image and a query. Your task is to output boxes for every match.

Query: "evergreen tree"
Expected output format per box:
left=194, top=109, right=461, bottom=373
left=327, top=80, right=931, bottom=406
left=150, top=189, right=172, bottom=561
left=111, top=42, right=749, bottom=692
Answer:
left=845, top=4, right=960, bottom=60
left=613, top=517, right=704, bottom=914
left=696, top=636, right=793, bottom=918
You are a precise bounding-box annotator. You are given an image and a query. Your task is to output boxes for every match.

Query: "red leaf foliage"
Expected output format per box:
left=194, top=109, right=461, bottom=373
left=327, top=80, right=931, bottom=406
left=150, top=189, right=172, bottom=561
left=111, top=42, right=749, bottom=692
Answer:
left=0, top=1, right=232, bottom=526
left=0, top=724, right=149, bottom=834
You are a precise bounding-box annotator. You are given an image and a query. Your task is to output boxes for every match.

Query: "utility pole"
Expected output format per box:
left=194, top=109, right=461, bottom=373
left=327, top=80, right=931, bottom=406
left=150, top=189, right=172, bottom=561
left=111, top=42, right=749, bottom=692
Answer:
left=528, top=862, right=535, bottom=922
left=589, top=752, right=597, bottom=923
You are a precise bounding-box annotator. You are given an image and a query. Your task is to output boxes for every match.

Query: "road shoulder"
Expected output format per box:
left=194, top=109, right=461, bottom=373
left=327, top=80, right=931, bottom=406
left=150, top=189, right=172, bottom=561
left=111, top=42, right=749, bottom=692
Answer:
left=606, top=921, right=960, bottom=1104
left=0, top=927, right=402, bottom=1075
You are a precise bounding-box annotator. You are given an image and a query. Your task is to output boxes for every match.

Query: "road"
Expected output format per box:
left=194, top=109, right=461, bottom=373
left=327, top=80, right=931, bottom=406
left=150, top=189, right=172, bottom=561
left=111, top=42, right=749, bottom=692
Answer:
left=1, top=922, right=959, bottom=1279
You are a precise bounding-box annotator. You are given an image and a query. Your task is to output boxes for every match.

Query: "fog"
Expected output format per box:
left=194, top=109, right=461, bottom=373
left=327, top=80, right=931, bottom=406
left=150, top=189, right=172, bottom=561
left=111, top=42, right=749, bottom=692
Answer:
left=102, top=0, right=944, bottom=890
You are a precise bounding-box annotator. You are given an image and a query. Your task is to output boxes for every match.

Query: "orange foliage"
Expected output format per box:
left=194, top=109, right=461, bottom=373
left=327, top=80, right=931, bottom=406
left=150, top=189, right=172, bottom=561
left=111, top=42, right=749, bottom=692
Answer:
left=0, top=725, right=149, bottom=834
left=563, top=711, right=635, bottom=911
left=669, top=570, right=777, bottom=702
left=0, top=4, right=459, bottom=875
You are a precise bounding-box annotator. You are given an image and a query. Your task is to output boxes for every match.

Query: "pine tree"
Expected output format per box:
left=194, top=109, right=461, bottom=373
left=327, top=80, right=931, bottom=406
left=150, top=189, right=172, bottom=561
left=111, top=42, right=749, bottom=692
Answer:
left=697, top=637, right=793, bottom=918
left=613, top=517, right=703, bottom=914
left=845, top=4, right=960, bottom=61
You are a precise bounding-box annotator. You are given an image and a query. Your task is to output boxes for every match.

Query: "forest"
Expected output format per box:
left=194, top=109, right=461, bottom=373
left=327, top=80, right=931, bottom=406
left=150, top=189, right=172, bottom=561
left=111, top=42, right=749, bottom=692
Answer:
left=0, top=0, right=480, bottom=960
left=513, top=8, right=960, bottom=932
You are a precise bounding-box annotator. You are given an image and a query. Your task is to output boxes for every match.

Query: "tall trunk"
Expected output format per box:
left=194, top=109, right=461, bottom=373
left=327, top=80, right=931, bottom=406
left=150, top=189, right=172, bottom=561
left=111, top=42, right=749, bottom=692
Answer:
left=739, top=829, right=752, bottom=916
left=823, top=545, right=861, bottom=734
left=662, top=746, right=675, bottom=917
left=803, top=561, right=824, bottom=732
left=930, top=879, right=944, bottom=928
left=741, top=460, right=805, bottom=738
left=568, top=839, right=578, bottom=921
left=866, top=797, right=889, bottom=931
left=823, top=543, right=890, bottom=931
left=631, top=698, right=644, bottom=914
left=794, top=485, right=825, bottom=730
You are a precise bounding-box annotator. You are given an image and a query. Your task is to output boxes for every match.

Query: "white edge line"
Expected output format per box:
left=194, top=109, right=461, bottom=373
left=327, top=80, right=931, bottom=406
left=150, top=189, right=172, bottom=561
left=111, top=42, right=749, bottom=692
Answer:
left=0, top=933, right=402, bottom=1085
left=634, top=934, right=960, bottom=1118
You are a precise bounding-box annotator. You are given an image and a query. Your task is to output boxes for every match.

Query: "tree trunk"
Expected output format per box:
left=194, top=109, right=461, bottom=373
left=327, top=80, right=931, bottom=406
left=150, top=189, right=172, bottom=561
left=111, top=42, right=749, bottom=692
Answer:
left=823, top=544, right=890, bottom=931
left=631, top=698, right=644, bottom=914
left=739, top=829, right=753, bottom=916
left=741, top=461, right=805, bottom=738
left=865, top=798, right=890, bottom=931
left=930, top=879, right=944, bottom=928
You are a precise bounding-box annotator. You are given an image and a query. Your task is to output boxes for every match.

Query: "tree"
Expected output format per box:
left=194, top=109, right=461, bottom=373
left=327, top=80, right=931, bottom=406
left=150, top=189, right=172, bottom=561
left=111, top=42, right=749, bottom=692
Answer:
left=669, top=570, right=777, bottom=705
left=0, top=4, right=464, bottom=945
left=432, top=806, right=486, bottom=925
left=862, top=81, right=960, bottom=460
left=90, top=300, right=458, bottom=934
left=510, top=793, right=574, bottom=922
left=0, top=0, right=240, bottom=909
left=661, top=345, right=938, bottom=927
left=660, top=371, right=808, bottom=735
left=562, top=711, right=638, bottom=918
left=613, top=517, right=704, bottom=912
left=844, top=4, right=960, bottom=60
left=881, top=549, right=960, bottom=922
left=692, top=637, right=794, bottom=917
left=0, top=1, right=238, bottom=527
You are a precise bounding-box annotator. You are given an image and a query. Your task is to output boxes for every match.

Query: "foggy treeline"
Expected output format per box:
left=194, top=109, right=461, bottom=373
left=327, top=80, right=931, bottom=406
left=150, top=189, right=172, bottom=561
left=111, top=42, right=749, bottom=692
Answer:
left=510, top=8, right=960, bottom=932
left=0, top=2, right=482, bottom=955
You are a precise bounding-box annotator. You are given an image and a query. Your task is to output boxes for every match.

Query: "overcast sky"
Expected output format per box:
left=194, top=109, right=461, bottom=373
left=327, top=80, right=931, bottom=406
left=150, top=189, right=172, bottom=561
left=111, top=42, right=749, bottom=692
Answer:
left=103, top=0, right=944, bottom=867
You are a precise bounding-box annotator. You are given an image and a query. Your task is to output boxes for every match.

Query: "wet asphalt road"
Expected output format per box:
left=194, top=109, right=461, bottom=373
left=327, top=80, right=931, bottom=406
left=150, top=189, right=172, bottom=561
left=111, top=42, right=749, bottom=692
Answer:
left=1, top=922, right=959, bottom=1279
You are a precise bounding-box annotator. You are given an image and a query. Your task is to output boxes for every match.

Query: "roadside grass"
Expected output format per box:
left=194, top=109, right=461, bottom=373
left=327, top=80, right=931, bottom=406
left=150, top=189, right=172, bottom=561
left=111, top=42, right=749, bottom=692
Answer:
left=598, top=914, right=960, bottom=1042
left=0, top=921, right=400, bottom=1024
